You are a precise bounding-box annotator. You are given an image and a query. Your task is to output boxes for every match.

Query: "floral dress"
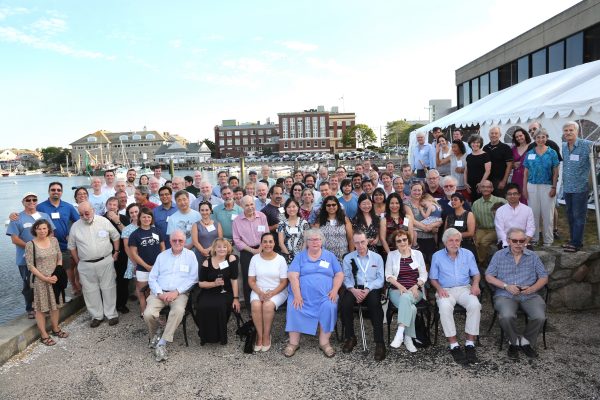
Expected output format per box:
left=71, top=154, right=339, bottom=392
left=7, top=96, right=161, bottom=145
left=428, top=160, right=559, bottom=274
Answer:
left=25, top=238, right=63, bottom=312
left=320, top=219, right=349, bottom=264
left=277, top=217, right=310, bottom=263
left=351, top=215, right=379, bottom=252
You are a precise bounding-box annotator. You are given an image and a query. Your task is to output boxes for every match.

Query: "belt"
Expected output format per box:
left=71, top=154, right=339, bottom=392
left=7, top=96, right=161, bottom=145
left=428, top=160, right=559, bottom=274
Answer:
left=83, top=254, right=112, bottom=263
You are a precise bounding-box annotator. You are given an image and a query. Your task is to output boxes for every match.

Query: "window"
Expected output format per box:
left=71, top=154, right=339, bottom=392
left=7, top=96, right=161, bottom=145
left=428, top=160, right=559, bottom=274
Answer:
left=284, top=142, right=288, bottom=149
left=219, top=131, right=224, bottom=137
left=251, top=138, right=255, bottom=144
left=227, top=131, right=232, bottom=137
left=132, top=134, right=141, bottom=140
left=584, top=23, right=600, bottom=63
left=243, top=138, right=248, bottom=145
left=290, top=118, right=296, bottom=135
left=145, top=134, right=155, bottom=140
left=119, top=135, right=128, bottom=141
left=498, top=63, right=513, bottom=90
left=291, top=141, right=296, bottom=148
left=480, top=73, right=489, bottom=98
left=313, top=118, right=318, bottom=138
left=321, top=140, right=326, bottom=147
left=227, top=139, right=232, bottom=146
left=319, top=116, right=326, bottom=136
left=235, top=138, right=240, bottom=145
left=298, top=141, right=303, bottom=148
left=457, top=83, right=464, bottom=109
left=531, top=49, right=547, bottom=77
left=298, top=120, right=303, bottom=138
left=463, top=81, right=471, bottom=106
left=517, top=56, right=529, bottom=83
left=548, top=41, right=565, bottom=73
left=471, top=77, right=479, bottom=102
left=235, top=131, right=240, bottom=136
left=306, top=140, right=311, bottom=147
left=259, top=138, right=263, bottom=144
left=566, top=32, right=583, bottom=68
left=87, top=137, right=97, bottom=142
left=490, top=69, right=499, bottom=93
left=314, top=140, right=318, bottom=147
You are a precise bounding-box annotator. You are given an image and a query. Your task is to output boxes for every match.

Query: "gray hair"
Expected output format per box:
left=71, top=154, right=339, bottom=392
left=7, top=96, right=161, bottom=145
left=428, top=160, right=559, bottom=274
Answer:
left=303, top=228, right=325, bottom=244
left=488, top=125, right=501, bottom=135
left=416, top=132, right=426, bottom=138
left=506, top=227, right=526, bottom=240
left=426, top=169, right=440, bottom=178
left=442, top=228, right=462, bottom=244
left=241, top=195, right=255, bottom=207
left=136, top=185, right=149, bottom=195
left=170, top=229, right=186, bottom=241
left=563, top=120, right=580, bottom=132
left=256, top=182, right=268, bottom=191
left=533, top=128, right=549, bottom=139
left=441, top=175, right=458, bottom=187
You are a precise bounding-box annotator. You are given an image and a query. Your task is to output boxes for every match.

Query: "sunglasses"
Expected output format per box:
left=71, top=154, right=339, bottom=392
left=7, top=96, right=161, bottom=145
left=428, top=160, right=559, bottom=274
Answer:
left=510, top=238, right=527, bottom=244
left=24, top=198, right=38, bottom=202
left=395, top=238, right=409, bottom=243
left=50, top=188, right=62, bottom=192
left=325, top=204, right=338, bottom=207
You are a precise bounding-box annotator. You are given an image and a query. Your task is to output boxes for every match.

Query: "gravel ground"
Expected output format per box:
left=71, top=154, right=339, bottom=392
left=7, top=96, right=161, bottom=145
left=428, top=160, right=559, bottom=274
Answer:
left=1, top=301, right=599, bottom=400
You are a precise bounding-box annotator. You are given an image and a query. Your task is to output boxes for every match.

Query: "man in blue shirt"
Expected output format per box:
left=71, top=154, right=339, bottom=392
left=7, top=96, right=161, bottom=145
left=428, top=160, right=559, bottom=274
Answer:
left=561, top=121, right=593, bottom=252
left=486, top=227, right=548, bottom=359
left=153, top=186, right=177, bottom=249
left=430, top=228, right=481, bottom=364
left=410, top=132, right=436, bottom=179
left=6, top=192, right=55, bottom=317
left=167, top=190, right=201, bottom=249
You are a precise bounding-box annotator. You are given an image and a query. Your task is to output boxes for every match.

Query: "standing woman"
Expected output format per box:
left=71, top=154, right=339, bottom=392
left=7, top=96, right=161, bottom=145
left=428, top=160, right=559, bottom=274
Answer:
left=450, top=140, right=470, bottom=200
left=385, top=229, right=427, bottom=352
left=26, top=219, right=68, bottom=346
left=435, top=136, right=452, bottom=177
left=290, top=182, right=305, bottom=204
left=299, top=188, right=314, bottom=221
left=464, top=135, right=491, bottom=202
left=372, top=187, right=387, bottom=218
left=510, top=128, right=532, bottom=204
left=196, top=238, right=241, bottom=345
left=138, top=175, right=150, bottom=186
left=248, top=233, right=289, bottom=352
left=380, top=192, right=416, bottom=256
left=192, top=201, right=223, bottom=266
left=315, top=195, right=354, bottom=264
left=128, top=207, right=166, bottom=316
left=523, top=128, right=559, bottom=247
left=444, top=193, right=478, bottom=258
left=121, top=203, right=140, bottom=315
left=278, top=198, right=310, bottom=264
left=73, top=187, right=89, bottom=208
left=405, top=182, right=441, bottom=267
left=351, top=194, right=380, bottom=253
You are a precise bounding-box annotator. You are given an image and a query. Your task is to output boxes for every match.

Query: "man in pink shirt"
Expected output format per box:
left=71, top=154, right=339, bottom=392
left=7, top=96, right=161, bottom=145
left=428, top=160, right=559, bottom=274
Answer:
left=232, top=195, right=269, bottom=312
left=494, top=183, right=535, bottom=247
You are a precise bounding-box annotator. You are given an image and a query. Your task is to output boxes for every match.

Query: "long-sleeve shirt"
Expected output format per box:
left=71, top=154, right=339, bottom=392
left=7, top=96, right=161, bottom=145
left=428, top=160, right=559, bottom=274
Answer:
left=430, top=248, right=479, bottom=288
left=342, top=250, right=384, bottom=291
left=410, top=143, right=436, bottom=171
left=232, top=211, right=269, bottom=252
left=494, top=203, right=536, bottom=246
left=385, top=249, right=428, bottom=284
left=148, top=248, right=198, bottom=295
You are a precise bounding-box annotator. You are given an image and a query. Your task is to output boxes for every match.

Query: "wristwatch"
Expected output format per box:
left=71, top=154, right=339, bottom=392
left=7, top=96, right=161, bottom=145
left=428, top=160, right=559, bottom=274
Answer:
left=503, top=283, right=508, bottom=289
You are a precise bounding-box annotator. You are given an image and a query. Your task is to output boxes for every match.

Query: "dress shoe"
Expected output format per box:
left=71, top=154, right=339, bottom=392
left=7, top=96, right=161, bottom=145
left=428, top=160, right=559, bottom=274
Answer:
left=520, top=344, right=538, bottom=358
left=261, top=335, right=272, bottom=352
left=117, top=306, right=130, bottom=314
left=108, top=317, right=119, bottom=326
left=374, top=343, right=386, bottom=361
left=342, top=336, right=357, bottom=353
left=507, top=344, right=519, bottom=360
left=450, top=346, right=466, bottom=364
left=465, top=345, right=478, bottom=364
left=90, top=319, right=103, bottom=328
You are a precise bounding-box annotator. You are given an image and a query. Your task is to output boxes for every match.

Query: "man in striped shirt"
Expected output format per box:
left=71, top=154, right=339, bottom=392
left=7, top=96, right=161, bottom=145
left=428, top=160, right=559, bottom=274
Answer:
left=472, top=180, right=506, bottom=266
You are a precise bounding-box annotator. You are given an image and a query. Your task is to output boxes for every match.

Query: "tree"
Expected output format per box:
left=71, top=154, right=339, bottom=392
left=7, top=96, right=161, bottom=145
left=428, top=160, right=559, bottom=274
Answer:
left=202, top=138, right=215, bottom=152
left=41, top=147, right=70, bottom=167
left=386, top=120, right=424, bottom=146
left=342, top=124, right=377, bottom=149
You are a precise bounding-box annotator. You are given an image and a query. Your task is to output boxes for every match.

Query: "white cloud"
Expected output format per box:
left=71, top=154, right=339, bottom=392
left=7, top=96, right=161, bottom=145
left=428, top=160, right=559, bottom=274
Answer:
left=280, top=40, right=318, bottom=52
left=222, top=57, right=267, bottom=73
left=0, top=6, right=29, bottom=20
left=30, top=17, right=67, bottom=36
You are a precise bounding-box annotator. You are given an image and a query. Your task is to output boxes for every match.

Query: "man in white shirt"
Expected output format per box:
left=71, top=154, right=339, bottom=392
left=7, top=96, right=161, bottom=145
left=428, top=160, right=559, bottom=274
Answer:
left=153, top=166, right=167, bottom=186
left=101, top=170, right=116, bottom=196
left=495, top=183, right=536, bottom=247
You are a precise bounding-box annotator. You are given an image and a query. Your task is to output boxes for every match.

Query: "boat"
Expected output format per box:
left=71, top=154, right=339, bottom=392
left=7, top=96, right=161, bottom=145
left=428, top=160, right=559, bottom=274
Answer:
left=272, top=165, right=292, bottom=178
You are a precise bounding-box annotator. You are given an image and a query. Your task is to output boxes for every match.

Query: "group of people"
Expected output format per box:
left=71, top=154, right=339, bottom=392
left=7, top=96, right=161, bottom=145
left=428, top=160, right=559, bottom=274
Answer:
left=7, top=120, right=592, bottom=363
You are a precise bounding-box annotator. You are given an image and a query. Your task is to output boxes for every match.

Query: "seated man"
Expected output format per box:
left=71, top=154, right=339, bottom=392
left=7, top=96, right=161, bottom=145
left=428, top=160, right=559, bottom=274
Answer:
left=485, top=227, right=548, bottom=359
left=144, top=230, right=198, bottom=362
left=494, top=183, right=535, bottom=247
left=430, top=228, right=481, bottom=364
left=340, top=231, right=386, bottom=361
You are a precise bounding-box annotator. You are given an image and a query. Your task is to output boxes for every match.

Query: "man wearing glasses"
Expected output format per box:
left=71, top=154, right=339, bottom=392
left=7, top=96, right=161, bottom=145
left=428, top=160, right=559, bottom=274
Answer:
left=486, top=227, right=548, bottom=359
left=494, top=183, right=535, bottom=248
left=7, top=192, right=55, bottom=318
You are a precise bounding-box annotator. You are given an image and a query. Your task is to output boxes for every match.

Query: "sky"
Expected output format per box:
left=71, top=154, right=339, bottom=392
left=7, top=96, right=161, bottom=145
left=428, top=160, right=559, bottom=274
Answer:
left=0, top=0, right=582, bottom=149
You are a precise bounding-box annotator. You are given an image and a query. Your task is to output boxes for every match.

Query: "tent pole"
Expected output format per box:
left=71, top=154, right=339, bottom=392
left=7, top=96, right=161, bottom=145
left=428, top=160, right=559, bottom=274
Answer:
left=590, top=144, right=600, bottom=244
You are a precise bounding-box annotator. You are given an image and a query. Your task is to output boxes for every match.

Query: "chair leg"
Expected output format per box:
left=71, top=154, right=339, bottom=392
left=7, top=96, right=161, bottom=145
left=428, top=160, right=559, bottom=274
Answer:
left=542, top=320, right=547, bottom=350
left=182, top=314, right=189, bottom=347
left=499, top=327, right=504, bottom=351
left=487, top=311, right=498, bottom=333
left=433, top=312, right=439, bottom=346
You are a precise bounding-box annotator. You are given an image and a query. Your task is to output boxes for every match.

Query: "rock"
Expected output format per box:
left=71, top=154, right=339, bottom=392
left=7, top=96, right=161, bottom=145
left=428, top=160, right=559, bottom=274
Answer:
left=585, top=259, right=600, bottom=283
left=550, top=269, right=572, bottom=280
left=559, top=252, right=592, bottom=269
left=536, top=250, right=556, bottom=275
left=556, top=282, right=593, bottom=310
left=548, top=278, right=570, bottom=290
left=573, top=264, right=590, bottom=282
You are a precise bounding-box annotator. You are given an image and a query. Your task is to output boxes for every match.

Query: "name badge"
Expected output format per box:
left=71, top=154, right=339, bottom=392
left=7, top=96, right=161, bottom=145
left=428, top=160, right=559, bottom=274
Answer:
left=166, top=216, right=170, bottom=222
left=51, top=212, right=60, bottom=219
left=403, top=216, right=410, bottom=226
left=380, top=213, right=385, bottom=218
left=257, top=225, right=266, bottom=232
left=32, top=212, right=41, bottom=221
left=319, top=260, right=330, bottom=268
left=152, top=233, right=160, bottom=240
left=219, top=260, right=229, bottom=270
left=206, top=224, right=216, bottom=232
left=329, top=219, right=337, bottom=226
left=454, top=220, right=464, bottom=227
left=419, top=149, right=425, bottom=155
left=179, top=264, right=189, bottom=273
left=98, top=230, right=108, bottom=238
left=231, top=214, right=237, bottom=221
left=570, top=154, right=580, bottom=161
left=456, top=160, right=463, bottom=168
left=278, top=207, right=284, bottom=213
left=23, top=222, right=32, bottom=228
left=527, top=154, right=536, bottom=160
left=289, top=227, right=299, bottom=234
left=409, top=262, right=418, bottom=270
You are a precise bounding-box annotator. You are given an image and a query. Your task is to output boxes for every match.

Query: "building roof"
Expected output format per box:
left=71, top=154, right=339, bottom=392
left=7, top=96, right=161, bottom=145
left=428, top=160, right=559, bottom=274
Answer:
left=155, top=141, right=212, bottom=155
left=70, top=130, right=173, bottom=146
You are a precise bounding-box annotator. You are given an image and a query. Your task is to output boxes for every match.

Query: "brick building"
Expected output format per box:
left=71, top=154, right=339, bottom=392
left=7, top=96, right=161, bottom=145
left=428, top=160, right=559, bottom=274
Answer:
left=214, top=120, right=278, bottom=158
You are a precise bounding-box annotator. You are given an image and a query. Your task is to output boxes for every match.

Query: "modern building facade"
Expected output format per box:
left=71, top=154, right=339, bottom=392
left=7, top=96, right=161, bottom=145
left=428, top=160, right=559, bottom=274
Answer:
left=214, top=120, right=279, bottom=158
left=456, top=0, right=600, bottom=109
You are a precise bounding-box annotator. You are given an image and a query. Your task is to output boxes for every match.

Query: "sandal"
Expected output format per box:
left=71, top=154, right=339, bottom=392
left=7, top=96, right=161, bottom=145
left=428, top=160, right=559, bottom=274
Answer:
left=27, top=311, right=35, bottom=319
left=40, top=336, right=56, bottom=346
left=51, top=330, right=69, bottom=339
left=283, top=343, right=300, bottom=357
left=564, top=245, right=579, bottom=253
left=319, top=343, right=336, bottom=358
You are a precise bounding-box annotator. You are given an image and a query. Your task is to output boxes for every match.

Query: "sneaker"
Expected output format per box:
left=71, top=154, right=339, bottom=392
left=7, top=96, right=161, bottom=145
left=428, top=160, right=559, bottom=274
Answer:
left=465, top=345, right=478, bottom=364
left=450, top=346, right=466, bottom=364
left=403, top=335, right=417, bottom=353
left=154, top=344, right=168, bottom=362
left=507, top=344, right=519, bottom=360
left=149, top=333, right=161, bottom=349
left=520, top=344, right=538, bottom=358
left=390, top=330, right=404, bottom=349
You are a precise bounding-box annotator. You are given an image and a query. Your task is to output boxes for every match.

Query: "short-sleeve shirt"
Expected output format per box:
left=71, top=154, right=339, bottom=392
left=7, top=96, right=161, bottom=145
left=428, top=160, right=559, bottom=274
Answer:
left=430, top=248, right=479, bottom=288
left=6, top=211, right=55, bottom=265
left=36, top=199, right=79, bottom=251
left=562, top=138, right=593, bottom=193
left=486, top=247, right=548, bottom=300
left=153, top=204, right=177, bottom=248
left=248, top=253, right=288, bottom=291
left=523, top=147, right=559, bottom=185
left=167, top=209, right=201, bottom=247
left=212, top=204, right=243, bottom=240
left=128, top=226, right=164, bottom=267
left=483, top=142, right=513, bottom=182
left=88, top=192, right=109, bottom=216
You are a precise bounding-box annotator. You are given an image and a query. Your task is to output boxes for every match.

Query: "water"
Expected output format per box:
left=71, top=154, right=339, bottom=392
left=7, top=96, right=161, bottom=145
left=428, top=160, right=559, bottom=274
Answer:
left=0, top=170, right=218, bottom=325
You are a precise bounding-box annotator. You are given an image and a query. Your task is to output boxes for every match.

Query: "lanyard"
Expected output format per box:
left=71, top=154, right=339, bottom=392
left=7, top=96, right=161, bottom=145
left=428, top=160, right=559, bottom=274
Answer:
left=354, top=253, right=370, bottom=286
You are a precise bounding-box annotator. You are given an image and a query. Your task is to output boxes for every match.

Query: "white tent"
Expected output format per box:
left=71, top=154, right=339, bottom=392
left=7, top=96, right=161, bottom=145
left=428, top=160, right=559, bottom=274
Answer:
left=410, top=59, right=600, bottom=147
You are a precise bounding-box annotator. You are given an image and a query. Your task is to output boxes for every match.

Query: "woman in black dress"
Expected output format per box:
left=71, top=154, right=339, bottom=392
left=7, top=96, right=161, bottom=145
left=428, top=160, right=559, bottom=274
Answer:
left=351, top=193, right=380, bottom=253
left=196, top=238, right=241, bottom=345
left=444, top=192, right=478, bottom=259
left=464, top=134, right=491, bottom=202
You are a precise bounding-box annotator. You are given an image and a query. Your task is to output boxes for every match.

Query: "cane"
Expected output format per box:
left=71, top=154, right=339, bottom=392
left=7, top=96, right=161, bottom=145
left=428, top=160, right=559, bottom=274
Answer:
left=358, top=302, right=367, bottom=352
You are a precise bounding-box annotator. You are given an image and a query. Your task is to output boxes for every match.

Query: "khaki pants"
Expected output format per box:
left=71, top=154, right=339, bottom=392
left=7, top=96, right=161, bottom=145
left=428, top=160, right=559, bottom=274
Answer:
left=144, top=293, right=188, bottom=342
left=78, top=256, right=118, bottom=320
left=436, top=286, right=481, bottom=338
left=475, top=228, right=497, bottom=265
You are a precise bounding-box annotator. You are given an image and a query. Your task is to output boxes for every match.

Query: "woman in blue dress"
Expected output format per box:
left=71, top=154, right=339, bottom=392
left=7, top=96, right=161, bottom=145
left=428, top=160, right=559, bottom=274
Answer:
left=284, top=228, right=344, bottom=358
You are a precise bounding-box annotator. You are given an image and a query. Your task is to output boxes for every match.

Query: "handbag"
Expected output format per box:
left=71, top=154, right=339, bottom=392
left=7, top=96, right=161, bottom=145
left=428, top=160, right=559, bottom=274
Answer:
left=234, top=312, right=256, bottom=354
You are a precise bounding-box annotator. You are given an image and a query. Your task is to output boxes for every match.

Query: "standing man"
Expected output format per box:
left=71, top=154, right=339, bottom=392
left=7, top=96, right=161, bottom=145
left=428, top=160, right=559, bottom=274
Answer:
left=282, top=176, right=294, bottom=199
left=385, top=161, right=398, bottom=179
left=431, top=127, right=444, bottom=142
left=340, top=231, right=386, bottom=361
left=101, top=170, right=116, bottom=196
left=153, top=165, right=167, bottom=186
left=261, top=185, right=285, bottom=240
left=486, top=227, right=548, bottom=359
left=213, top=170, right=229, bottom=197
left=430, top=228, right=481, bottom=364
left=125, top=168, right=137, bottom=196
left=7, top=192, right=54, bottom=318
left=89, top=177, right=109, bottom=216
left=171, top=176, right=197, bottom=203
left=424, top=169, right=444, bottom=199
left=329, top=175, right=341, bottom=197
left=336, top=166, right=348, bottom=181
left=212, top=186, right=243, bottom=242
left=68, top=201, right=121, bottom=327
left=248, top=170, right=258, bottom=184
left=134, top=185, right=158, bottom=209
left=254, top=182, right=270, bottom=211
left=148, top=177, right=161, bottom=204
left=483, top=126, right=513, bottom=196
left=261, top=165, right=276, bottom=187
left=232, top=195, right=269, bottom=311
left=351, top=173, right=364, bottom=198
left=192, top=181, right=223, bottom=210
left=401, top=163, right=414, bottom=197
left=452, top=129, right=472, bottom=155
left=410, top=132, right=436, bottom=180
left=154, top=186, right=177, bottom=248
left=472, top=180, right=506, bottom=265
left=561, top=121, right=592, bottom=253
left=315, top=166, right=329, bottom=187
left=167, top=190, right=201, bottom=250
left=380, top=172, right=394, bottom=197
left=103, top=196, right=130, bottom=313
left=192, top=170, right=203, bottom=193
left=338, top=179, right=358, bottom=220
left=495, top=183, right=535, bottom=248
left=144, top=230, right=198, bottom=362
left=184, top=176, right=199, bottom=197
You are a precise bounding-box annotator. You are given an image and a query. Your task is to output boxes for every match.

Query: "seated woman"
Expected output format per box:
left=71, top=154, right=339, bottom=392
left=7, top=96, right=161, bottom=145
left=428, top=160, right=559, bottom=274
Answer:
left=248, top=233, right=289, bottom=352
left=385, top=229, right=427, bottom=352
left=284, top=229, right=344, bottom=358
left=196, top=238, right=241, bottom=345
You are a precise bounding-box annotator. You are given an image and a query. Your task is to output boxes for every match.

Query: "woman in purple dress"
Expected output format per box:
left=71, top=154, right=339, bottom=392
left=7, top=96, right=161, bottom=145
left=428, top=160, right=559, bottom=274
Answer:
left=510, top=128, right=531, bottom=204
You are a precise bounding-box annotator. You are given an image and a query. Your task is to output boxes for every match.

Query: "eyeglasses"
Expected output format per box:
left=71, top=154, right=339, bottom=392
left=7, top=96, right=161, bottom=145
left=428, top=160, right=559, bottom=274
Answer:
left=306, top=238, right=322, bottom=242
left=528, top=128, right=537, bottom=133
left=443, top=185, right=456, bottom=189
left=510, top=238, right=527, bottom=244
left=395, top=238, right=409, bottom=243
left=50, top=188, right=62, bottom=192
left=24, top=198, right=37, bottom=203
left=325, top=203, right=338, bottom=208
left=171, top=239, right=185, bottom=243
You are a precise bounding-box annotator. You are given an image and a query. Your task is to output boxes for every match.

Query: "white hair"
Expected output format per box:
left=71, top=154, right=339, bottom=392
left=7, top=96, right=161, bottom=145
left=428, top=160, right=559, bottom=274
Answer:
left=442, top=228, right=462, bottom=244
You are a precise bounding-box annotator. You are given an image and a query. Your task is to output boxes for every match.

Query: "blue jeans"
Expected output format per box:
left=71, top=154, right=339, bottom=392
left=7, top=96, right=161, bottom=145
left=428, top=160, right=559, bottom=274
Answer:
left=564, top=191, right=588, bottom=247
